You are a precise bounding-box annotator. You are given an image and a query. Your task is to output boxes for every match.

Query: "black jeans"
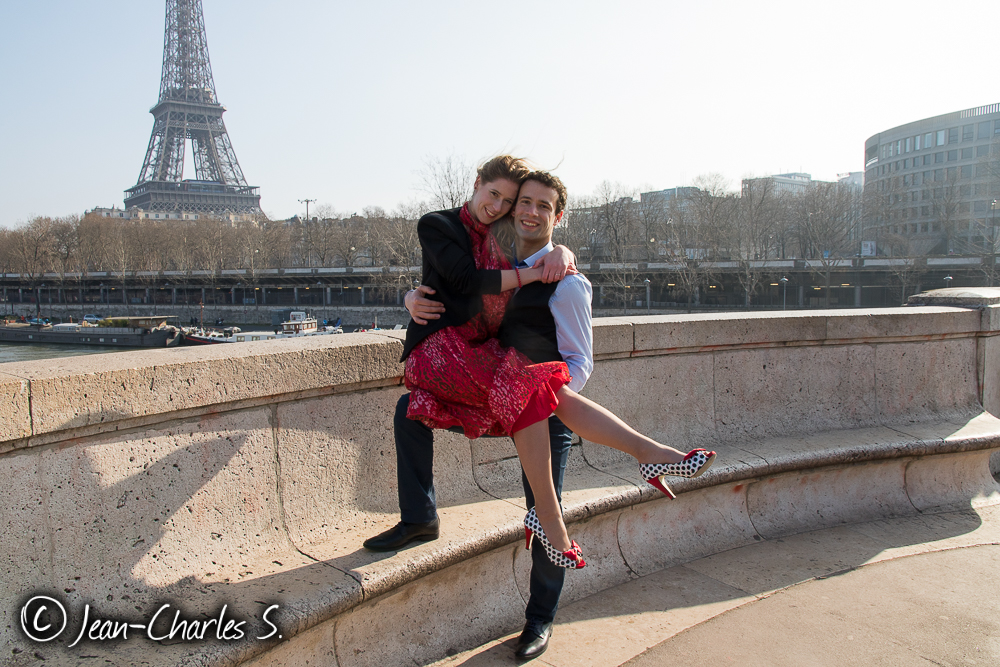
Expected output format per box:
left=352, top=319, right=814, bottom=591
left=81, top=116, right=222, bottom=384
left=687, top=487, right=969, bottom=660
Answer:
left=393, top=393, right=572, bottom=624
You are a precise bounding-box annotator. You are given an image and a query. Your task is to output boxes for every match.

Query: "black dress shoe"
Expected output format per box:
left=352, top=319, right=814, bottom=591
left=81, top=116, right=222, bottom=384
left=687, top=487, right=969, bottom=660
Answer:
left=514, top=619, right=552, bottom=660
left=363, top=518, right=439, bottom=552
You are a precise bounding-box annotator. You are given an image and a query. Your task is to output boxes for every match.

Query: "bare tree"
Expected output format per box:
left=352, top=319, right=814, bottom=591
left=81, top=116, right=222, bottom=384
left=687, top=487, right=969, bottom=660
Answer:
left=794, top=182, right=861, bottom=306
left=360, top=207, right=393, bottom=268
left=49, top=216, right=80, bottom=278
left=591, top=181, right=640, bottom=313
left=9, top=217, right=56, bottom=315
left=925, top=169, right=963, bottom=256
left=297, top=206, right=343, bottom=267
left=672, top=175, right=735, bottom=308
left=102, top=219, right=135, bottom=312
left=77, top=213, right=111, bottom=272
left=635, top=189, right=669, bottom=261
left=231, top=215, right=284, bottom=305
left=728, top=178, right=779, bottom=306
left=418, top=154, right=474, bottom=210
left=880, top=234, right=924, bottom=303
left=0, top=228, right=14, bottom=274
left=556, top=194, right=598, bottom=263
left=687, top=174, right=734, bottom=255
left=329, top=215, right=366, bottom=267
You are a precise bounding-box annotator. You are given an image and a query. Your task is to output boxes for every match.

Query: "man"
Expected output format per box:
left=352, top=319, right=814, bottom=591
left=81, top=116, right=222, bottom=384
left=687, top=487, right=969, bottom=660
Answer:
left=364, top=172, right=592, bottom=660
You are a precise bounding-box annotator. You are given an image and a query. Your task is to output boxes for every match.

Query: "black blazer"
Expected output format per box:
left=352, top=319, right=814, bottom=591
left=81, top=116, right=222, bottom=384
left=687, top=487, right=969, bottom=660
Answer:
left=400, top=208, right=503, bottom=360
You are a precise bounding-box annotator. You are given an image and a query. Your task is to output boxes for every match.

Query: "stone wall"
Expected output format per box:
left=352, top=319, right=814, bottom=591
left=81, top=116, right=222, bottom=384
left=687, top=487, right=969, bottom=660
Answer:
left=2, top=288, right=1000, bottom=665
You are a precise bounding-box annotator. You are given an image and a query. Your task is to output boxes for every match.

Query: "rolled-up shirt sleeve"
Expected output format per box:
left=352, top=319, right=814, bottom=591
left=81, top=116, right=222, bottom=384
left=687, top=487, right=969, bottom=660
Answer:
left=550, top=275, right=594, bottom=393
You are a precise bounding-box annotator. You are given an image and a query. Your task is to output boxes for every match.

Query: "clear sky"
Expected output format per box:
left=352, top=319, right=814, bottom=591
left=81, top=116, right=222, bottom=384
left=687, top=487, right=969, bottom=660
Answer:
left=0, top=0, right=996, bottom=227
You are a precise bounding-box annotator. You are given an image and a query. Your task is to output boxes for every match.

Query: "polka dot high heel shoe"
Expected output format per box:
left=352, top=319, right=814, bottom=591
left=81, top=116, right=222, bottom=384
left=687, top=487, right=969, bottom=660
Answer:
left=524, top=507, right=586, bottom=569
left=639, top=448, right=717, bottom=498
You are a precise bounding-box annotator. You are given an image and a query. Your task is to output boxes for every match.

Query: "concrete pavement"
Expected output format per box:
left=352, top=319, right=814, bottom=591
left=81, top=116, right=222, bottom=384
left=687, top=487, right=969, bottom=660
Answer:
left=431, top=503, right=1000, bottom=667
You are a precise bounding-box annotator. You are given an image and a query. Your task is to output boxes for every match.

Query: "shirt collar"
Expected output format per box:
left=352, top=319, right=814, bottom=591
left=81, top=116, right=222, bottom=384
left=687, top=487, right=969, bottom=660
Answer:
left=515, top=242, right=555, bottom=268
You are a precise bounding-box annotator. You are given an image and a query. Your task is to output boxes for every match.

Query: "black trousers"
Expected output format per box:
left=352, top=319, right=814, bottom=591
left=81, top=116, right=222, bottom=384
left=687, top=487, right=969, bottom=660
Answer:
left=394, top=393, right=572, bottom=624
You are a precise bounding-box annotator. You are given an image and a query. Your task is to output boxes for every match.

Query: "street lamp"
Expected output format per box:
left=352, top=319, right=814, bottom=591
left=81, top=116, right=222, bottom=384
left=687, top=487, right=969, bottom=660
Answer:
left=779, top=276, right=789, bottom=310
left=944, top=275, right=953, bottom=288
left=644, top=279, right=651, bottom=313
left=298, top=198, right=316, bottom=222
left=991, top=200, right=999, bottom=286
left=992, top=199, right=998, bottom=241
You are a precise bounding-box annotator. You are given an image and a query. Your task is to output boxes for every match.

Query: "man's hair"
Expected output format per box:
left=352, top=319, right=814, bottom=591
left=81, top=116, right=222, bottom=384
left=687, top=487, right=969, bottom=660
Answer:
left=523, top=170, right=568, bottom=214
left=477, top=155, right=532, bottom=185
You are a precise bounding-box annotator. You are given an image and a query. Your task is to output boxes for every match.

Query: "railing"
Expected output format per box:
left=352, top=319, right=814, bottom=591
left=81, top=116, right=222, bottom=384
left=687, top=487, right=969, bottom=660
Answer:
left=960, top=103, right=1000, bottom=119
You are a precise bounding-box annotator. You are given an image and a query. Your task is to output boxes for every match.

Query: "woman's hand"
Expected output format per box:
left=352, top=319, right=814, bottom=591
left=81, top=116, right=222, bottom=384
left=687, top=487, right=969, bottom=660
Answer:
left=533, top=245, right=578, bottom=282
left=405, top=285, right=445, bottom=325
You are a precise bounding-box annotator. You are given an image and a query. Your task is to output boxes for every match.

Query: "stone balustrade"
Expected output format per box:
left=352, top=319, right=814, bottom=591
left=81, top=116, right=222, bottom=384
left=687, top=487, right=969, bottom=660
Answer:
left=2, top=288, right=1000, bottom=666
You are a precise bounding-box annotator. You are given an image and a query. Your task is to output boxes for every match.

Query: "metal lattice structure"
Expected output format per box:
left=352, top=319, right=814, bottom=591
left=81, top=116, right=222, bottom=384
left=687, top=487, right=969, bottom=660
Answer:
left=125, top=0, right=260, bottom=216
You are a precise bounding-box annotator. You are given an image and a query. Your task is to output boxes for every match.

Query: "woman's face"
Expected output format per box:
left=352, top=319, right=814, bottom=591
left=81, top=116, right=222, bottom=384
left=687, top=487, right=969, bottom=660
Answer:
left=469, top=177, right=519, bottom=225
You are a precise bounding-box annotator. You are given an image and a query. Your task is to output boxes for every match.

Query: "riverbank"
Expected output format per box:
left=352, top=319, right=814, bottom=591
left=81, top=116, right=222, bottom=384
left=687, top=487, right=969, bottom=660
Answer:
left=6, top=304, right=414, bottom=329
left=6, top=301, right=840, bottom=332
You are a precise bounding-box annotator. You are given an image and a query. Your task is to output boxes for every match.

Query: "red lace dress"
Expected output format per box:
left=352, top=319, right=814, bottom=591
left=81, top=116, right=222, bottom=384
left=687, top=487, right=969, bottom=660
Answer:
left=404, top=205, right=571, bottom=438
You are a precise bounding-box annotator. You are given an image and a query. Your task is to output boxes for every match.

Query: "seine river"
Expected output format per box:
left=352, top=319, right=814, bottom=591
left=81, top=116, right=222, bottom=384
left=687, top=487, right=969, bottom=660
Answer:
left=0, top=342, right=140, bottom=364
left=0, top=343, right=142, bottom=364
left=0, top=325, right=337, bottom=364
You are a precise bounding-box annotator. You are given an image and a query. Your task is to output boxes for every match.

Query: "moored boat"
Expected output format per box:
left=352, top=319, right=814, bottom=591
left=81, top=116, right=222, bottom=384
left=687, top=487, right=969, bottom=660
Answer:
left=180, top=312, right=343, bottom=345
left=0, top=316, right=182, bottom=348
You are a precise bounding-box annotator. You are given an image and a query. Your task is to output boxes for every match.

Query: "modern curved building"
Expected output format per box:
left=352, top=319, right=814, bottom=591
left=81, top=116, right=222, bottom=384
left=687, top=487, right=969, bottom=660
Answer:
left=864, top=103, right=1000, bottom=255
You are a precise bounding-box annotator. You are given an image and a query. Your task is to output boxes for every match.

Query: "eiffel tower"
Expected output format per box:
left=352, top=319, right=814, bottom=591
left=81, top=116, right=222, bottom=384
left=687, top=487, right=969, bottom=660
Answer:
left=124, top=0, right=260, bottom=217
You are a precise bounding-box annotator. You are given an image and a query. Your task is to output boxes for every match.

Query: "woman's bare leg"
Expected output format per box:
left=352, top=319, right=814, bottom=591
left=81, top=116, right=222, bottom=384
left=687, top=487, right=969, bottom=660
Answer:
left=512, top=419, right=572, bottom=552
left=552, top=387, right=685, bottom=464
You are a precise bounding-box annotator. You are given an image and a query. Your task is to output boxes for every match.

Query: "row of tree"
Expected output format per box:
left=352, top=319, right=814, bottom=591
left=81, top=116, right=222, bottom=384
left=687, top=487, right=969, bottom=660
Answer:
left=0, top=155, right=482, bottom=295
left=0, top=205, right=427, bottom=298
left=0, top=165, right=991, bottom=308
left=556, top=174, right=864, bottom=306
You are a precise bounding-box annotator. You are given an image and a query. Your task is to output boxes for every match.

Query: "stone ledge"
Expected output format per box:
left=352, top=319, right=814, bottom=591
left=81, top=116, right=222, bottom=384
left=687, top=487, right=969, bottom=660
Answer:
left=238, top=416, right=1000, bottom=667
left=0, top=373, right=30, bottom=442
left=909, top=286, right=1000, bottom=307
left=592, top=306, right=985, bottom=360
left=1, top=307, right=989, bottom=454
left=11, top=412, right=997, bottom=667
left=0, top=334, right=405, bottom=452
left=4, top=305, right=1000, bottom=665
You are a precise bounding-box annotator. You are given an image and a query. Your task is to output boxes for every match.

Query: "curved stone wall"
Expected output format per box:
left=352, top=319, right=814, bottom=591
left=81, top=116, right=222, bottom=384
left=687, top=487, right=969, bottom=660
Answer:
left=2, top=290, right=1000, bottom=666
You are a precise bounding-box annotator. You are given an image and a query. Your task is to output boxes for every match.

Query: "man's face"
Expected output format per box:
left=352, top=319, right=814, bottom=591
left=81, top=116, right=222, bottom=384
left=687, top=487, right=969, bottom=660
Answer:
left=513, top=180, right=563, bottom=246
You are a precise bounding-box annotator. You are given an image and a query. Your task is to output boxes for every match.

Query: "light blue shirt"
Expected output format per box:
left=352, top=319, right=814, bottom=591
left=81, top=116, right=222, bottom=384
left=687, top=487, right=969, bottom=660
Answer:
left=516, top=243, right=594, bottom=393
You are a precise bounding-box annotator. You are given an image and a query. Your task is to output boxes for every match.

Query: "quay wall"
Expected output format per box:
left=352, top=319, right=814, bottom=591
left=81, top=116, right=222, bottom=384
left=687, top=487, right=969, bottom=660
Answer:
left=2, top=288, right=1000, bottom=665
left=8, top=302, right=888, bottom=331
left=9, top=303, right=415, bottom=329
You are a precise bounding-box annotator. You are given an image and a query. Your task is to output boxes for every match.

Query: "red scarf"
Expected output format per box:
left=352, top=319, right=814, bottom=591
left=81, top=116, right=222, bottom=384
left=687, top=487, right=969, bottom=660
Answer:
left=459, top=203, right=511, bottom=332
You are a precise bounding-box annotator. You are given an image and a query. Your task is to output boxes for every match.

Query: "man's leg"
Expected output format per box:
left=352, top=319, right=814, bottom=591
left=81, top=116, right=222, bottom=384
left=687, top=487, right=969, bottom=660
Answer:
left=363, top=393, right=439, bottom=551
left=517, top=415, right=572, bottom=658
left=394, top=393, right=437, bottom=523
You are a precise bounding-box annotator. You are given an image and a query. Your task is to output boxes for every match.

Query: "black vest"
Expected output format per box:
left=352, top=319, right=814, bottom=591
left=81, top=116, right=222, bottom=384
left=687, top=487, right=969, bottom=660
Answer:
left=498, top=281, right=561, bottom=363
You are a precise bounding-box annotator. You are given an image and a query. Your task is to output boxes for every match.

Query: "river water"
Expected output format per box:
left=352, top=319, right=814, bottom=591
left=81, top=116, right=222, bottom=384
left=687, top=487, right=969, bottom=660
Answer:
left=0, top=342, right=140, bottom=364
left=0, top=324, right=366, bottom=364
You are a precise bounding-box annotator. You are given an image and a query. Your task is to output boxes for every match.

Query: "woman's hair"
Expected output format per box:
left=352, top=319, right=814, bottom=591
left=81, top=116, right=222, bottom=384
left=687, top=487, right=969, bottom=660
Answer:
left=477, top=155, right=531, bottom=185
left=490, top=217, right=517, bottom=263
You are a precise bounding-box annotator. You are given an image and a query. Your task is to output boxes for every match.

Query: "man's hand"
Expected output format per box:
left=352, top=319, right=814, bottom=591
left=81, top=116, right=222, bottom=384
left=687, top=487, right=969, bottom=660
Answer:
left=405, top=285, right=445, bottom=325
left=533, top=245, right=578, bottom=282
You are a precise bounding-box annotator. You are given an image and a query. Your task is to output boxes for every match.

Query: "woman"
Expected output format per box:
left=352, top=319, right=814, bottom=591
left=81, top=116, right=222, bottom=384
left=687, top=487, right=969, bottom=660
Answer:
left=401, top=156, right=715, bottom=568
